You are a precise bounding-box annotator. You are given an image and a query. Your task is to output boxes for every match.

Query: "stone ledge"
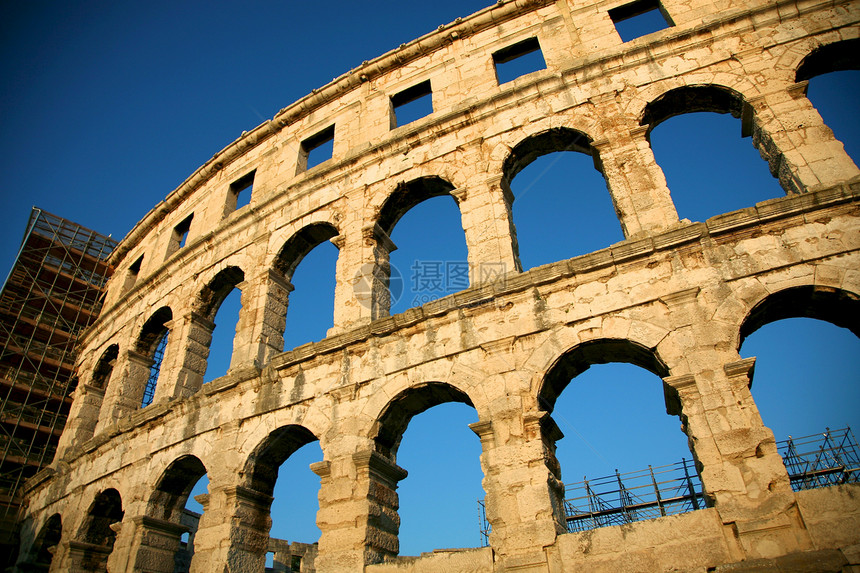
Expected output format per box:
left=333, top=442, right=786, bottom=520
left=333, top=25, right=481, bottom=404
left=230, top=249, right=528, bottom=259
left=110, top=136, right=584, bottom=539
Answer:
left=269, top=186, right=856, bottom=373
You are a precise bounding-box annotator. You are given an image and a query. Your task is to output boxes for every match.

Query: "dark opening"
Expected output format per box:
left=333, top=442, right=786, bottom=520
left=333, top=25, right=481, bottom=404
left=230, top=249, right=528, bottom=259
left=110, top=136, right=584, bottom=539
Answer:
left=795, top=39, right=860, bottom=82
left=229, top=170, right=255, bottom=212
left=248, top=426, right=323, bottom=551
left=141, top=333, right=167, bottom=408
left=123, top=254, right=143, bottom=292
left=298, top=125, right=335, bottom=173
left=493, top=37, right=547, bottom=85
left=167, top=214, right=194, bottom=258
left=92, top=344, right=119, bottom=390
left=391, top=80, right=433, bottom=128
left=609, top=0, right=673, bottom=42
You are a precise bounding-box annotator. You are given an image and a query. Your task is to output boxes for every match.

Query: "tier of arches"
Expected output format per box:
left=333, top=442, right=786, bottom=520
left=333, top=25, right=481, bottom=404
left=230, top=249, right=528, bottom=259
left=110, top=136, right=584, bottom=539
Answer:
left=111, top=33, right=859, bottom=315
left=31, top=282, right=859, bottom=571
left=70, top=40, right=858, bottom=444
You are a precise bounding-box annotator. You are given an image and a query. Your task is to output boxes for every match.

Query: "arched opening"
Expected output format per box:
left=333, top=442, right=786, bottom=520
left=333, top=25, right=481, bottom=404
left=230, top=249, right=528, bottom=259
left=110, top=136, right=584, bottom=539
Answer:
left=796, top=39, right=860, bottom=164
left=136, top=307, right=172, bottom=408
left=372, top=382, right=482, bottom=556
left=643, top=85, right=788, bottom=222
left=378, top=177, right=467, bottom=315
left=274, top=223, right=339, bottom=351
left=243, top=425, right=322, bottom=569
left=502, top=128, right=622, bottom=270
left=193, top=266, right=244, bottom=383
left=91, top=345, right=118, bottom=390
left=739, top=287, right=860, bottom=490
left=134, top=455, right=207, bottom=572
left=72, top=489, right=123, bottom=572
left=539, top=340, right=703, bottom=531
left=22, top=513, right=62, bottom=572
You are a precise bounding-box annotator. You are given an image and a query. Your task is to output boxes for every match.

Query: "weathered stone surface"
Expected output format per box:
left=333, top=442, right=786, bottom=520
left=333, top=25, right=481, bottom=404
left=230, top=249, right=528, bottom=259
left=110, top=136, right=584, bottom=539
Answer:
left=15, top=0, right=860, bottom=571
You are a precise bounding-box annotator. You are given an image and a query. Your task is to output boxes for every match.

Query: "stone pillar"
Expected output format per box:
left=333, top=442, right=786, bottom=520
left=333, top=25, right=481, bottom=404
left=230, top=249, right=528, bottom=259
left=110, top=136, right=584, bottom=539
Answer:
left=750, top=84, right=860, bottom=193
left=155, top=312, right=213, bottom=401
left=591, top=125, right=680, bottom=238
left=470, top=410, right=565, bottom=571
left=188, top=487, right=271, bottom=573
left=312, top=449, right=407, bottom=570
left=56, top=384, right=105, bottom=456
left=66, top=541, right=113, bottom=573
left=454, top=179, right=521, bottom=280
left=330, top=224, right=396, bottom=332
left=230, top=270, right=292, bottom=368
left=663, top=358, right=812, bottom=560
left=94, top=350, right=152, bottom=434
left=125, top=516, right=189, bottom=572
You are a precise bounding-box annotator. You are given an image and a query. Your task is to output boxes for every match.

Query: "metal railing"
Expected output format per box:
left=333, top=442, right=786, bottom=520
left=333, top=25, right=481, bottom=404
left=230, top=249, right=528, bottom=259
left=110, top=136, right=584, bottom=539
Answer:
left=563, top=458, right=704, bottom=532
left=778, top=427, right=860, bottom=491
left=477, top=427, right=860, bottom=541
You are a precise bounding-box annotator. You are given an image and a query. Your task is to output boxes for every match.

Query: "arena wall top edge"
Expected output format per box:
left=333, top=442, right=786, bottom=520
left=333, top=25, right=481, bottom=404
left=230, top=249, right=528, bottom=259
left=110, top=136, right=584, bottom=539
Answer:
left=109, top=0, right=553, bottom=267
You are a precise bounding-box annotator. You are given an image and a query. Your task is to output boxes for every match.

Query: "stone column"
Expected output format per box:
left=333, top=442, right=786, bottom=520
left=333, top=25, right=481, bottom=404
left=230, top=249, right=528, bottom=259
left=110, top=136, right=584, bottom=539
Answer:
left=125, top=516, right=189, bottom=572
left=188, top=486, right=272, bottom=573
left=312, top=449, right=407, bottom=570
left=330, top=224, right=397, bottom=332
left=663, top=358, right=811, bottom=560
left=94, top=350, right=152, bottom=434
left=591, top=125, right=680, bottom=238
left=155, top=312, right=214, bottom=401
left=750, top=84, right=860, bottom=193
left=470, top=410, right=565, bottom=570
left=230, top=270, right=292, bottom=368
left=56, top=384, right=105, bottom=456
left=66, top=541, right=113, bottom=573
left=454, top=179, right=521, bottom=280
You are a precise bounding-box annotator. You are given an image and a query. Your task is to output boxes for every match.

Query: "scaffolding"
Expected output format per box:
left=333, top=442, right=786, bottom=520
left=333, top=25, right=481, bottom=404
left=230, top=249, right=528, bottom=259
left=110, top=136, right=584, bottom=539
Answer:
left=478, top=427, right=860, bottom=541
left=562, top=458, right=705, bottom=532
left=0, top=208, right=116, bottom=561
left=778, top=427, right=860, bottom=491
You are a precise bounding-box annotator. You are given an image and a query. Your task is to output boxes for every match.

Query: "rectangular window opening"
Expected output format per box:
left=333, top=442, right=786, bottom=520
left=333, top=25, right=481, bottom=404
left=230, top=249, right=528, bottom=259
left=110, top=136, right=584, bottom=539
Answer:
left=123, top=255, right=144, bottom=292
left=298, top=125, right=335, bottom=174
left=493, top=37, right=547, bottom=85
left=391, top=80, right=433, bottom=129
left=167, top=214, right=194, bottom=259
left=609, top=0, right=673, bottom=42
left=228, top=170, right=255, bottom=215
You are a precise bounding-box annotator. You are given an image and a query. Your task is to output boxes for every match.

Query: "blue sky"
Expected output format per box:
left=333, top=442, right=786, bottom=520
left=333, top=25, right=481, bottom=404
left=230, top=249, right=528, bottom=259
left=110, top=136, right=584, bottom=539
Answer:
left=2, top=0, right=858, bottom=559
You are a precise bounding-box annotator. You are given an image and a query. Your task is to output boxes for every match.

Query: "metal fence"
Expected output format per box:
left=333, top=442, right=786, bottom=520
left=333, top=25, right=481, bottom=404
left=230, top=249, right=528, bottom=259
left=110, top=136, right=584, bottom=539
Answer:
left=563, top=458, right=704, bottom=532
left=778, top=427, right=860, bottom=491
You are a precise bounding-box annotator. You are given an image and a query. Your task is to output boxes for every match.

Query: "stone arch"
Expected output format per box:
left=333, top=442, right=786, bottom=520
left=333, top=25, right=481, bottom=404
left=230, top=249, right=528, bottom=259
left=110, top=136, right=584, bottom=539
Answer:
left=148, top=455, right=208, bottom=522
left=738, top=285, right=860, bottom=349
left=136, top=307, right=173, bottom=355
left=371, top=381, right=475, bottom=460
left=795, top=38, right=860, bottom=81
left=639, top=83, right=800, bottom=197
left=193, top=266, right=245, bottom=322
left=21, top=513, right=62, bottom=572
left=135, top=306, right=173, bottom=407
left=498, top=126, right=620, bottom=268
left=72, top=488, right=124, bottom=572
left=124, top=455, right=208, bottom=573
left=273, top=222, right=340, bottom=282
left=538, top=338, right=670, bottom=413
left=244, top=424, right=319, bottom=497
left=91, top=344, right=119, bottom=390
left=375, top=176, right=459, bottom=237
left=639, top=84, right=748, bottom=133
left=500, top=127, right=601, bottom=193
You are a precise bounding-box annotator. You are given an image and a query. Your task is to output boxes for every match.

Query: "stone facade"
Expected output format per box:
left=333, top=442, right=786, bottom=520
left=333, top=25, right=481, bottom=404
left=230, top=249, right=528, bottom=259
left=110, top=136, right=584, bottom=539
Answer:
left=15, top=0, right=860, bottom=571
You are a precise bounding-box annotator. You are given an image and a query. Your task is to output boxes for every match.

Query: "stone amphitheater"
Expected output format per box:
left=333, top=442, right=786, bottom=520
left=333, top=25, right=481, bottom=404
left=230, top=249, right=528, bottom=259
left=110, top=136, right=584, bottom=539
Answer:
left=16, top=0, right=860, bottom=570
